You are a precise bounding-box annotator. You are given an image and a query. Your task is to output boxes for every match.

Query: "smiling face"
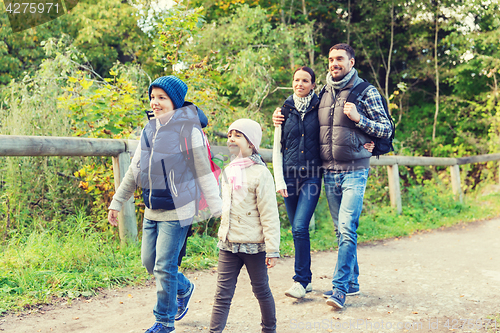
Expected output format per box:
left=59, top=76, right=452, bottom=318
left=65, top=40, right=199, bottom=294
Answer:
left=293, top=70, right=315, bottom=98
left=328, top=49, right=355, bottom=81
left=150, top=87, right=175, bottom=117
left=227, top=130, right=254, bottom=158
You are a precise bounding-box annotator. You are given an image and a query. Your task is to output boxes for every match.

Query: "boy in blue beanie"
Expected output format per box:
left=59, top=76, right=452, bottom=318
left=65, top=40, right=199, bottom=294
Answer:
left=108, top=76, right=222, bottom=333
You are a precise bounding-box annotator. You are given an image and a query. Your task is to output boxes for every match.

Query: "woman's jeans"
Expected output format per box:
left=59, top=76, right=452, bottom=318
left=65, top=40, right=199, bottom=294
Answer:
left=210, top=250, right=276, bottom=333
left=323, top=168, right=369, bottom=294
left=142, top=218, right=191, bottom=327
left=283, top=176, right=322, bottom=288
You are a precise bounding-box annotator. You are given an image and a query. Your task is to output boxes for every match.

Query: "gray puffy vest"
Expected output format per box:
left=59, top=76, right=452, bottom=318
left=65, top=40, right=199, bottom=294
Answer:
left=318, top=72, right=372, bottom=171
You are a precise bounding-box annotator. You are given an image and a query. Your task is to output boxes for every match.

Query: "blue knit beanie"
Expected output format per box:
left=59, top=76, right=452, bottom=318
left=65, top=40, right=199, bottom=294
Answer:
left=148, top=76, right=188, bottom=110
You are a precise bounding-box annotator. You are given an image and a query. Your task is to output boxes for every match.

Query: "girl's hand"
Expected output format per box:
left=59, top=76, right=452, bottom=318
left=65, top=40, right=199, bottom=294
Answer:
left=364, top=141, right=375, bottom=153
left=108, top=210, right=119, bottom=226
left=273, top=108, right=284, bottom=127
left=266, top=257, right=278, bottom=268
left=278, top=189, right=288, bottom=197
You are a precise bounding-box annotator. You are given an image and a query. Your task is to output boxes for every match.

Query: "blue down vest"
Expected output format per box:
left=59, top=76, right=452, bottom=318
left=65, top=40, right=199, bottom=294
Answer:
left=281, top=94, right=323, bottom=178
left=139, top=104, right=203, bottom=210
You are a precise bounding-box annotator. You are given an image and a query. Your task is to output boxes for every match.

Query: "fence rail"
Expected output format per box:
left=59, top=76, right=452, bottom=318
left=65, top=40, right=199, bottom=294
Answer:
left=1, top=135, right=499, bottom=243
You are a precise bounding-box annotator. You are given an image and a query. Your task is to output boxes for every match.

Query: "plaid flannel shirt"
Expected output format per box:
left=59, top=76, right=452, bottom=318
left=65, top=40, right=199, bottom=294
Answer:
left=355, top=86, right=393, bottom=139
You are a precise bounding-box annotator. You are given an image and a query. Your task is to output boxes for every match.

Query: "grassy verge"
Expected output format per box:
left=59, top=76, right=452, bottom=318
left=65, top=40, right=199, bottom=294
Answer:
left=1, top=183, right=500, bottom=315
left=0, top=211, right=149, bottom=315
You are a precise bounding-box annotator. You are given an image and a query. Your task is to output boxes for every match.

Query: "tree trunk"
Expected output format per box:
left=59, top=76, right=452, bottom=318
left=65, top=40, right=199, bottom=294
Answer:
left=281, top=0, right=295, bottom=70
left=301, top=0, right=314, bottom=67
left=347, top=0, right=351, bottom=44
left=432, top=10, right=440, bottom=141
left=385, top=1, right=395, bottom=110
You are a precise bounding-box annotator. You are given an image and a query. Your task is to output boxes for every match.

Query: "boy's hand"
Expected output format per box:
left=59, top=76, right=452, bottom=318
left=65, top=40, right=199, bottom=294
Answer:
left=266, top=257, right=278, bottom=268
left=273, top=108, right=284, bottom=127
left=108, top=210, right=119, bottom=226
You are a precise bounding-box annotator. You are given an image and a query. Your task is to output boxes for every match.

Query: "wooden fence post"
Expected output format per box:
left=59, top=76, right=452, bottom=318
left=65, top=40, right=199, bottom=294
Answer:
left=387, top=164, right=402, bottom=214
left=450, top=164, right=464, bottom=203
left=112, top=152, right=138, bottom=244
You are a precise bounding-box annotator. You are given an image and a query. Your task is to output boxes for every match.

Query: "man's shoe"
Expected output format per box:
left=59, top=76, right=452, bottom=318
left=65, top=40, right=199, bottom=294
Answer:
left=305, top=283, right=312, bottom=293
left=145, top=322, right=175, bottom=333
left=323, top=285, right=360, bottom=298
left=326, top=289, right=346, bottom=309
left=285, top=282, right=306, bottom=298
left=175, top=282, right=195, bottom=321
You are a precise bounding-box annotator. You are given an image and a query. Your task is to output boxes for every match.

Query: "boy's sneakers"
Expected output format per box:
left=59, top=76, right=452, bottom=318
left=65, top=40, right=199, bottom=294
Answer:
left=326, top=289, right=346, bottom=309
left=323, top=285, right=360, bottom=298
left=305, top=283, right=312, bottom=293
left=285, top=281, right=306, bottom=298
left=145, top=322, right=175, bottom=333
left=175, top=282, right=195, bottom=321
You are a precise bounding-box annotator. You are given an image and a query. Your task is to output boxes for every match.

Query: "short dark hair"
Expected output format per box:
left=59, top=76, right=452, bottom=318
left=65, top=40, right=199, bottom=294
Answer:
left=330, top=43, right=355, bottom=59
left=293, top=66, right=316, bottom=84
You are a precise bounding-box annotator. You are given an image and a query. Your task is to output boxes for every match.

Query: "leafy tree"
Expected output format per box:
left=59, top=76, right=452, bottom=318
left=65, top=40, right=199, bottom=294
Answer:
left=0, top=0, right=159, bottom=86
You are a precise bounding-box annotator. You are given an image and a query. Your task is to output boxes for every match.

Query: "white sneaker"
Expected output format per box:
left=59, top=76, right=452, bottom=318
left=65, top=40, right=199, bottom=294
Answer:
left=305, top=283, right=312, bottom=293
left=285, top=282, right=306, bottom=298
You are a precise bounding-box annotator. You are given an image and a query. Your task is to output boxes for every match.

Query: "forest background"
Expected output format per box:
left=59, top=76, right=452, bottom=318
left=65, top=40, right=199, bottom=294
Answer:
left=1, top=0, right=500, bottom=314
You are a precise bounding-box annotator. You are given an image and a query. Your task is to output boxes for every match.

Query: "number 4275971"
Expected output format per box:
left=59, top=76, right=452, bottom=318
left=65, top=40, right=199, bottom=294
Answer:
left=5, top=3, right=59, bottom=14
left=443, top=318, right=497, bottom=330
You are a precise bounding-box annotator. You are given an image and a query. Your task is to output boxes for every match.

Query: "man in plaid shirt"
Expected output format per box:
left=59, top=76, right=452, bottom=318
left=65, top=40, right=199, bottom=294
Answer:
left=273, top=43, right=392, bottom=309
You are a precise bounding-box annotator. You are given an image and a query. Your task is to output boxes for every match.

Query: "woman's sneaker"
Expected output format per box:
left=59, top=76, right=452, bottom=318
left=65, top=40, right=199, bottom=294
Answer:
left=323, top=285, right=360, bottom=298
left=326, top=289, right=346, bottom=309
left=175, top=282, right=195, bottom=321
left=145, top=322, right=175, bottom=333
left=285, top=281, right=306, bottom=298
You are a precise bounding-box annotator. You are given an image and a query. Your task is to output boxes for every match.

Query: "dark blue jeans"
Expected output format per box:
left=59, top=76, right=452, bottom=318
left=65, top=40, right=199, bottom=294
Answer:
left=284, top=176, right=322, bottom=288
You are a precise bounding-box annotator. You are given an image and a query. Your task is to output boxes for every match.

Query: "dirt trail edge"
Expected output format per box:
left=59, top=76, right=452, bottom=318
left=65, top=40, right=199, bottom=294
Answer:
left=2, top=218, right=500, bottom=333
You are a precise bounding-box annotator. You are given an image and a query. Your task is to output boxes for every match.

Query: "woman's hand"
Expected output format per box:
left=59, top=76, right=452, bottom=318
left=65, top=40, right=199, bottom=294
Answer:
left=364, top=141, right=375, bottom=153
left=108, top=209, right=119, bottom=226
left=266, top=257, right=278, bottom=268
left=278, top=189, right=288, bottom=197
left=273, top=108, right=284, bottom=127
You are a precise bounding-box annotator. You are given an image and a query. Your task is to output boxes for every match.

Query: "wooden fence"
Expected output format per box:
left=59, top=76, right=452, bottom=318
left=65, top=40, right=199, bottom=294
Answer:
left=1, top=134, right=500, bottom=244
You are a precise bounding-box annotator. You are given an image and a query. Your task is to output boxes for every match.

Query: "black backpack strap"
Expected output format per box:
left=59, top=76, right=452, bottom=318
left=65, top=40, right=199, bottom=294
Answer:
left=318, top=85, right=327, bottom=100
left=346, top=81, right=371, bottom=105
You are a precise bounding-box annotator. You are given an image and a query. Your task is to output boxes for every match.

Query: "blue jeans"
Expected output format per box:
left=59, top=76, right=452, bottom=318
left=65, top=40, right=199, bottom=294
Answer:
left=142, top=218, right=192, bottom=327
left=284, top=176, right=322, bottom=288
left=323, top=168, right=369, bottom=294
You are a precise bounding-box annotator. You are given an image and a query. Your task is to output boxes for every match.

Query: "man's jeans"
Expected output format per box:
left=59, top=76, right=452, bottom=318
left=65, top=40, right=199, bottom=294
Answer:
left=142, top=218, right=191, bottom=327
left=323, top=168, right=369, bottom=294
left=283, top=176, right=322, bottom=288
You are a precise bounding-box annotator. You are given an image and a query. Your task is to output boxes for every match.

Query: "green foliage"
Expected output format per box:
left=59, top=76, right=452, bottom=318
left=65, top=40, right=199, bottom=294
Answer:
left=0, top=0, right=157, bottom=86
left=56, top=56, right=152, bottom=228
left=0, top=41, right=93, bottom=236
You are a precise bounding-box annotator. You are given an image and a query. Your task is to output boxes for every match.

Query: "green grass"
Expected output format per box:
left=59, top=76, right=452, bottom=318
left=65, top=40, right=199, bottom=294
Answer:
left=2, top=182, right=500, bottom=315
left=0, top=211, right=149, bottom=314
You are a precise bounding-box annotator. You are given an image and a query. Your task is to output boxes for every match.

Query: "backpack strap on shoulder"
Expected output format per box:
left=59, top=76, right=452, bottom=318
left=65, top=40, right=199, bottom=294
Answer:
left=318, top=85, right=327, bottom=100
left=346, top=81, right=371, bottom=105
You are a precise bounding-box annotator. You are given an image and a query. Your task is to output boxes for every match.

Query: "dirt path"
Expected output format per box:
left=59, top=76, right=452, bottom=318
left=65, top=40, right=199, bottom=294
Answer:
left=1, top=218, right=500, bottom=333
